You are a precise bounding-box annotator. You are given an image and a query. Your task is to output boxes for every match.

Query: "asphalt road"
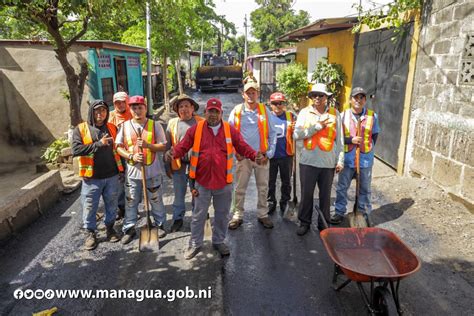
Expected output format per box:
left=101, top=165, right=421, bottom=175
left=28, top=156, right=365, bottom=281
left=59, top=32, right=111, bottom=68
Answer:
left=1, top=90, right=472, bottom=315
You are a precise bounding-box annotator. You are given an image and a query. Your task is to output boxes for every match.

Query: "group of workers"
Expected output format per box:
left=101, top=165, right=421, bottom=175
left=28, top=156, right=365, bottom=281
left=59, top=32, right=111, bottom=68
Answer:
left=72, top=80, right=379, bottom=260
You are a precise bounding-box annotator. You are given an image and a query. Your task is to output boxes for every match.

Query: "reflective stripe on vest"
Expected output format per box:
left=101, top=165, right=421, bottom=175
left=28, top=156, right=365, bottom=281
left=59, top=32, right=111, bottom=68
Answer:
left=189, top=121, right=234, bottom=184
left=123, top=119, right=155, bottom=165
left=343, top=109, right=375, bottom=153
left=285, top=111, right=295, bottom=156
left=234, top=103, right=269, bottom=152
left=77, top=122, right=123, bottom=178
left=169, top=116, right=204, bottom=171
left=303, top=107, right=337, bottom=152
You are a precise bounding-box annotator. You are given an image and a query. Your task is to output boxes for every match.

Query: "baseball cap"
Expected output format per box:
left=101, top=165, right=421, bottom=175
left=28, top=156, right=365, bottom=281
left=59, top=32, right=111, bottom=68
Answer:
left=113, top=91, right=128, bottom=102
left=129, top=95, right=146, bottom=105
left=206, top=98, right=222, bottom=112
left=270, top=92, right=286, bottom=103
left=243, top=81, right=259, bottom=92
left=92, top=100, right=108, bottom=110
left=351, top=87, right=367, bottom=97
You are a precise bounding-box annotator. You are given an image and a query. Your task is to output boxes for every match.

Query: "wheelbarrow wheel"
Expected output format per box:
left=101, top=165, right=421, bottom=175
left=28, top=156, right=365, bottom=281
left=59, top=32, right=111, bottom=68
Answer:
left=373, top=286, right=398, bottom=316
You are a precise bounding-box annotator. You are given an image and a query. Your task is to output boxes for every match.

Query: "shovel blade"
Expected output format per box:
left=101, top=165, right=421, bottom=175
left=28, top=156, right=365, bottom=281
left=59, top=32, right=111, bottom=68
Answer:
left=204, top=216, right=212, bottom=240
left=139, top=226, right=160, bottom=252
left=348, top=212, right=368, bottom=228
left=283, top=202, right=298, bottom=222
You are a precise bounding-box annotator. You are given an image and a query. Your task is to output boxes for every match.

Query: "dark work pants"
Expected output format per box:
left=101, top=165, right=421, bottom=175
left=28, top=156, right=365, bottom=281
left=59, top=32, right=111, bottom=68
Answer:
left=298, top=163, right=335, bottom=226
left=267, top=156, right=293, bottom=205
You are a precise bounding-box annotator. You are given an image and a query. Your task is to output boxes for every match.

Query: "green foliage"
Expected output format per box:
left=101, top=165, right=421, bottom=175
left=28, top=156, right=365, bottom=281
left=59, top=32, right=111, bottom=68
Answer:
left=41, top=138, right=70, bottom=163
left=223, top=35, right=261, bottom=62
left=311, top=58, right=346, bottom=100
left=353, top=0, right=422, bottom=36
left=250, top=0, right=310, bottom=51
left=0, top=0, right=127, bottom=126
left=276, top=62, right=308, bottom=106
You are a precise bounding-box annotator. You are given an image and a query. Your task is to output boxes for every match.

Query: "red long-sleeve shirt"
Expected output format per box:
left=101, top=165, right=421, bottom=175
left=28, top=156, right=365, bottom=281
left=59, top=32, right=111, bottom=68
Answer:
left=173, top=120, right=257, bottom=190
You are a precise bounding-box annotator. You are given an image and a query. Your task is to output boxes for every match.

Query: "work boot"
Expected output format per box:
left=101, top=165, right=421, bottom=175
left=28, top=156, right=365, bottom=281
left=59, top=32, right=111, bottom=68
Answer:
left=228, top=218, right=243, bottom=230
left=213, top=243, right=230, bottom=257
left=121, top=228, right=136, bottom=245
left=258, top=216, right=274, bottom=229
left=106, top=225, right=121, bottom=242
left=330, top=214, right=344, bottom=225
left=157, top=224, right=167, bottom=238
left=184, top=246, right=201, bottom=260
left=84, top=230, right=97, bottom=250
left=170, top=219, right=183, bottom=233
left=296, top=224, right=309, bottom=236
left=268, top=201, right=276, bottom=214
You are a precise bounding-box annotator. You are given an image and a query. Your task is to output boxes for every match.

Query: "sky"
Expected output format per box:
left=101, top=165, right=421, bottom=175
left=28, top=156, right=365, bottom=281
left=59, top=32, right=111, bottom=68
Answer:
left=213, top=0, right=393, bottom=38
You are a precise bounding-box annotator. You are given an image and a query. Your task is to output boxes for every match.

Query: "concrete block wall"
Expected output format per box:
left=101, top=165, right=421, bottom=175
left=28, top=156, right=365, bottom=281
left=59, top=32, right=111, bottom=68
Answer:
left=0, top=170, right=63, bottom=242
left=406, top=0, right=474, bottom=205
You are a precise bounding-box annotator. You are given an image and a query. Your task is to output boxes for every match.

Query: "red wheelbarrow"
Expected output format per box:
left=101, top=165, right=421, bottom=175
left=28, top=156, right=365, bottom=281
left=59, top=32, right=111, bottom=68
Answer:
left=320, top=227, right=421, bottom=315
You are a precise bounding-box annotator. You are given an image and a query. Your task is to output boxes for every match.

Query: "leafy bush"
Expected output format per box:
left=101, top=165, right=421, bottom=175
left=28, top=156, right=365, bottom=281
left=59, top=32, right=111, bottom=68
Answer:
left=311, top=58, right=346, bottom=98
left=276, top=62, right=308, bottom=108
left=41, top=138, right=70, bottom=163
left=311, top=58, right=346, bottom=109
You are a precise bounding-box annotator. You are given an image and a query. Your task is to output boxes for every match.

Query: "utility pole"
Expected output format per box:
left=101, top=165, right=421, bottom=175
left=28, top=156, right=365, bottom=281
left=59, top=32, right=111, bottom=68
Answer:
left=146, top=1, right=153, bottom=115
left=244, top=14, right=248, bottom=68
left=200, top=37, right=204, bottom=67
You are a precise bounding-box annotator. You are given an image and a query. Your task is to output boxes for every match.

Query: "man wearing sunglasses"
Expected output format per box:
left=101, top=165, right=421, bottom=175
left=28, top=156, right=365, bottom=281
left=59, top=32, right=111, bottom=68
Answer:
left=267, top=92, right=296, bottom=213
left=293, top=83, right=344, bottom=236
left=331, top=87, right=380, bottom=225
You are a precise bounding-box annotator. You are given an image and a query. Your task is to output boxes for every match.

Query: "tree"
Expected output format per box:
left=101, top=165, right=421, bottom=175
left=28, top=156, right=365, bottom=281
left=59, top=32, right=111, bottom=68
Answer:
left=353, top=0, right=423, bottom=35
left=0, top=0, right=126, bottom=127
left=250, top=0, right=310, bottom=51
left=121, top=0, right=235, bottom=112
left=223, top=35, right=260, bottom=63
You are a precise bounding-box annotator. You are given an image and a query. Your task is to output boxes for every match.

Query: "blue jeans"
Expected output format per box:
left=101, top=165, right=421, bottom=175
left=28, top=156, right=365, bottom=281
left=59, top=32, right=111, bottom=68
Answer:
left=123, top=175, right=166, bottom=232
left=172, top=170, right=188, bottom=220
left=81, top=175, right=119, bottom=231
left=335, top=166, right=373, bottom=216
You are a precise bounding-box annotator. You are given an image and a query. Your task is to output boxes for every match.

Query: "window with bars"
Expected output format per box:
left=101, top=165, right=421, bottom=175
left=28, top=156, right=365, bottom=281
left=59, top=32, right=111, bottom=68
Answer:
left=459, top=34, right=474, bottom=85
left=101, top=78, right=114, bottom=107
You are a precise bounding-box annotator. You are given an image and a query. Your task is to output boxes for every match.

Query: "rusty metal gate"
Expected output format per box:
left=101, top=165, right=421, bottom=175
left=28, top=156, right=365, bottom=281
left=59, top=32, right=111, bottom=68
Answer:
left=351, top=24, right=414, bottom=169
left=260, top=60, right=288, bottom=103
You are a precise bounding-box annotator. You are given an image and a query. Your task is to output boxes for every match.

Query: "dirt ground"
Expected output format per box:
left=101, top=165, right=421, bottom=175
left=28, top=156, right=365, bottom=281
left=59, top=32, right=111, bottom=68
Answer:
left=367, top=162, right=474, bottom=286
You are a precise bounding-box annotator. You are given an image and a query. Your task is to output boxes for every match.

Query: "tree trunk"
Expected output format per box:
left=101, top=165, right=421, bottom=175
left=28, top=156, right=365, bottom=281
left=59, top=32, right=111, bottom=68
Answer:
left=175, top=60, right=184, bottom=95
left=54, top=47, right=88, bottom=127
left=162, top=54, right=170, bottom=112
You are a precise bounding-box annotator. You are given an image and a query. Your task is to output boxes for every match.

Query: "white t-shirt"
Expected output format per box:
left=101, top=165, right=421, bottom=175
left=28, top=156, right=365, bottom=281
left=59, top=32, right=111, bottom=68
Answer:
left=210, top=122, right=221, bottom=136
left=116, top=119, right=167, bottom=180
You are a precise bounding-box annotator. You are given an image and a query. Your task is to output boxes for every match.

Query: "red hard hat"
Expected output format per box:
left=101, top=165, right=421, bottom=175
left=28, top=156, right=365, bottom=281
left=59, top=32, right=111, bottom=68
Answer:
left=129, top=95, right=146, bottom=105
left=270, top=92, right=286, bottom=102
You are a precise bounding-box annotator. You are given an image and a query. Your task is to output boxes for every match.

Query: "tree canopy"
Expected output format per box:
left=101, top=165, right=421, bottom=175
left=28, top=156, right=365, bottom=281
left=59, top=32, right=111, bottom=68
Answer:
left=250, top=0, right=310, bottom=51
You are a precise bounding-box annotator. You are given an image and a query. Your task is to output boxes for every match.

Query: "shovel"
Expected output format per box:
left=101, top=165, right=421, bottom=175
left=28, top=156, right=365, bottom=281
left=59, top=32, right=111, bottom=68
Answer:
left=138, top=137, right=159, bottom=252
left=348, top=119, right=369, bottom=228
left=284, top=140, right=298, bottom=221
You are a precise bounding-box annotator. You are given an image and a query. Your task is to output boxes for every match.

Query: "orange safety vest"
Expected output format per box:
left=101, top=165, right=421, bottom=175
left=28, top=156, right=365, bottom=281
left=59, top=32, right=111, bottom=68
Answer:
left=234, top=103, right=269, bottom=152
left=189, top=120, right=234, bottom=184
left=169, top=115, right=204, bottom=171
left=285, top=111, right=295, bottom=156
left=303, top=107, right=337, bottom=152
left=343, top=108, right=375, bottom=153
left=77, top=122, right=124, bottom=178
left=122, top=119, right=156, bottom=165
